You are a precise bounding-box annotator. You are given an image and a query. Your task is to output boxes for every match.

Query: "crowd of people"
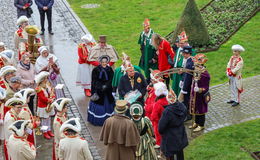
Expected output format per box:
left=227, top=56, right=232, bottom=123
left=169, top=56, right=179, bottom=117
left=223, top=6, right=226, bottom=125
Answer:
left=0, top=1, right=246, bottom=159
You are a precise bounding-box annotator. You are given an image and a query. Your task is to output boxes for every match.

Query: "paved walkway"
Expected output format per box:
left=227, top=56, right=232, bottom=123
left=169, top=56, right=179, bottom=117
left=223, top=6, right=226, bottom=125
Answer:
left=0, top=0, right=260, bottom=159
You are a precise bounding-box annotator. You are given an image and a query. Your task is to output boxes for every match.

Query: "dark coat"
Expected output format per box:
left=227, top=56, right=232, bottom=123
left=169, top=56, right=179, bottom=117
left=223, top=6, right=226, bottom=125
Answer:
left=14, top=0, right=33, bottom=18
left=158, top=102, right=188, bottom=157
left=35, top=0, right=54, bottom=10
left=182, top=57, right=194, bottom=107
left=118, top=72, right=147, bottom=103
left=91, top=65, right=114, bottom=105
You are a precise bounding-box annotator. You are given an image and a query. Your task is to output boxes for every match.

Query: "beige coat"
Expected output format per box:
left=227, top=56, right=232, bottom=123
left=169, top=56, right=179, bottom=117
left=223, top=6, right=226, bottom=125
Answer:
left=99, top=114, right=140, bottom=160
left=4, top=108, right=19, bottom=141
left=7, top=134, right=36, bottom=160
left=227, top=55, right=244, bottom=91
left=58, top=135, right=93, bottom=160
left=88, top=44, right=119, bottom=62
left=53, top=114, right=67, bottom=160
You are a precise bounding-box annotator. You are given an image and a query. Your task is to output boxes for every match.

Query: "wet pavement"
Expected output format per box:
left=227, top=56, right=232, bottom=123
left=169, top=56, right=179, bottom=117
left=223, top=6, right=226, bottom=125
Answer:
left=0, top=0, right=260, bottom=159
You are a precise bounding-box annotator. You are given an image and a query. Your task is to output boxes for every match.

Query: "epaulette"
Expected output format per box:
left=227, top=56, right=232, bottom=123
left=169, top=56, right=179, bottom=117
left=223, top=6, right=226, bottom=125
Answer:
left=35, top=87, right=42, bottom=93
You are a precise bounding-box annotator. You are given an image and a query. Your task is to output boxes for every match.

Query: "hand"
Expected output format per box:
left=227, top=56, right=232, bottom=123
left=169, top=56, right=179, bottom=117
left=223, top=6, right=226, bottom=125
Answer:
left=152, top=58, right=157, bottom=63
left=43, top=6, right=48, bottom=10
left=23, top=6, right=27, bottom=9
left=179, top=81, right=184, bottom=88
left=194, top=86, right=200, bottom=92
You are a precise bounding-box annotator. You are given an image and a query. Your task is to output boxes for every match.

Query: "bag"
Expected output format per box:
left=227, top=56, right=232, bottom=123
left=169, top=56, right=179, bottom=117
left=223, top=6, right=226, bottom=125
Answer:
left=204, top=91, right=211, bottom=103
left=27, top=7, right=33, bottom=18
left=90, top=93, right=100, bottom=101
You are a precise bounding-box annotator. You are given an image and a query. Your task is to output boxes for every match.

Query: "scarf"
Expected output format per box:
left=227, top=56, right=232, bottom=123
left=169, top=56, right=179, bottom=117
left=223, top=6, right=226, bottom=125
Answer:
left=20, top=61, right=30, bottom=70
left=98, top=65, right=109, bottom=81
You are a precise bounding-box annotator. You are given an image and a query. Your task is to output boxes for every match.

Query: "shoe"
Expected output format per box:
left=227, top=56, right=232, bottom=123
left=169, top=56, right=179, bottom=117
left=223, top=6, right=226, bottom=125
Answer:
left=154, top=144, right=160, bottom=149
left=193, top=126, right=204, bottom=132
left=227, top=100, right=235, bottom=104
left=232, top=102, right=239, bottom=107
left=40, top=31, right=44, bottom=35
left=189, top=123, right=198, bottom=129
left=49, top=31, right=54, bottom=35
left=47, top=131, right=54, bottom=137
left=43, top=132, right=51, bottom=139
left=85, top=89, right=92, bottom=97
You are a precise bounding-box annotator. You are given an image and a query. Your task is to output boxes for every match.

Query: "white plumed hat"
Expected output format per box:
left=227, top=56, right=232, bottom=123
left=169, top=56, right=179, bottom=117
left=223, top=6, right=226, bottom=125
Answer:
left=0, top=65, right=17, bottom=77
left=51, top=98, right=71, bottom=112
left=154, top=82, right=168, bottom=97
left=35, top=71, right=49, bottom=85
left=17, top=16, right=29, bottom=25
left=60, top=118, right=81, bottom=133
left=14, top=88, right=35, bottom=103
left=231, top=44, right=245, bottom=52
left=9, top=120, right=31, bottom=137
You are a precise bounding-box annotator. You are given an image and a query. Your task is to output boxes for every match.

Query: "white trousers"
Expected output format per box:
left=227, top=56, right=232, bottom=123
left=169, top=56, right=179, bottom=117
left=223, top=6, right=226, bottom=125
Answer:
left=229, top=76, right=240, bottom=103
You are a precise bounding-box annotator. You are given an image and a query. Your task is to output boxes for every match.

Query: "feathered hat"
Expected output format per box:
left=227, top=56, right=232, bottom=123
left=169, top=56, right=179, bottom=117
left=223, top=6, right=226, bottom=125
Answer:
left=51, top=98, right=71, bottom=112
left=14, top=88, right=35, bottom=103
left=5, top=97, right=25, bottom=107
left=9, top=120, right=31, bottom=137
left=178, top=31, right=188, bottom=43
left=0, top=65, right=17, bottom=77
left=35, top=71, right=49, bottom=85
left=60, top=118, right=81, bottom=133
left=192, top=53, right=208, bottom=65
left=231, top=44, right=245, bottom=52
left=17, top=16, right=29, bottom=26
left=154, top=82, right=168, bottom=97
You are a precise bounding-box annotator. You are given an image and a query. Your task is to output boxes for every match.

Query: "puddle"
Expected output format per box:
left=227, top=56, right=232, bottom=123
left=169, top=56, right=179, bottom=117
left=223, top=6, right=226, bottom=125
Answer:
left=81, top=4, right=100, bottom=9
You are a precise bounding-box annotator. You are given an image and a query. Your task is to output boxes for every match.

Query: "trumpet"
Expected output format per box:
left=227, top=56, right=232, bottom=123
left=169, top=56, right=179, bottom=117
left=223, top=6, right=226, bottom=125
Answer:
left=33, top=116, right=42, bottom=136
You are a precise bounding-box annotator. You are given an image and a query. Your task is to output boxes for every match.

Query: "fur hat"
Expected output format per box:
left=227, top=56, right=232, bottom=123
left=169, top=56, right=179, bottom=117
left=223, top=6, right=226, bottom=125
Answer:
left=14, top=88, right=35, bottom=103
left=115, top=100, right=128, bottom=114
left=0, top=50, right=15, bottom=65
left=0, top=65, right=17, bottom=77
left=38, top=46, right=48, bottom=54
left=17, top=16, right=29, bottom=25
left=51, top=98, right=71, bottom=112
left=5, top=97, right=25, bottom=107
left=0, top=87, right=6, bottom=100
left=231, top=44, right=245, bottom=52
left=81, top=34, right=94, bottom=43
left=154, top=82, right=168, bottom=97
left=9, top=120, right=30, bottom=137
left=35, top=71, right=49, bottom=85
left=60, top=118, right=81, bottom=133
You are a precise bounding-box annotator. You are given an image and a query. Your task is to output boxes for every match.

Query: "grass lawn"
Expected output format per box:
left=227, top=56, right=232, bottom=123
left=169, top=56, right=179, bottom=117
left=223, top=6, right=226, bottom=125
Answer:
left=185, top=119, right=260, bottom=160
left=68, top=0, right=260, bottom=85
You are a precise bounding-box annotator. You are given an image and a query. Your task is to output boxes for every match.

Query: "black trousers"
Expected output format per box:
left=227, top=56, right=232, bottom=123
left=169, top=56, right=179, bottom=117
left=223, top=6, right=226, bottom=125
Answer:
left=28, top=95, right=35, bottom=116
left=195, top=114, right=206, bottom=127
left=39, top=9, right=52, bottom=32
left=166, top=150, right=184, bottom=160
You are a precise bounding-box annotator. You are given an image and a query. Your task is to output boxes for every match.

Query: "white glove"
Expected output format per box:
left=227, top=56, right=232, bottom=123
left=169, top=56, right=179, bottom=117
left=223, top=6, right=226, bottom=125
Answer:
left=112, top=92, right=116, bottom=97
left=194, top=86, right=200, bottom=92
left=0, top=119, right=3, bottom=125
left=179, top=81, right=184, bottom=89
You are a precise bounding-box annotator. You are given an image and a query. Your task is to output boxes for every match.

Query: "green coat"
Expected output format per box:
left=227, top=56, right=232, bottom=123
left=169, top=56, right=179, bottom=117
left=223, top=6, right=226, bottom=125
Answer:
left=138, top=29, right=157, bottom=79
left=171, top=48, right=196, bottom=96
left=133, top=117, right=158, bottom=160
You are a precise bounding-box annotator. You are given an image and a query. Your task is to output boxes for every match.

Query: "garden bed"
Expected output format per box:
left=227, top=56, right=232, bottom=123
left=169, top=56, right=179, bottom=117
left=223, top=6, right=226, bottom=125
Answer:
left=166, top=0, right=260, bottom=52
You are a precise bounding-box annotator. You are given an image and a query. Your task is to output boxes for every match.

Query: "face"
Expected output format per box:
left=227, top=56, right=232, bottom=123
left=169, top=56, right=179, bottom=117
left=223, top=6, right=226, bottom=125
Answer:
left=0, top=47, right=5, bottom=52
left=5, top=72, right=15, bottom=80
left=23, top=57, right=30, bottom=65
left=62, top=106, right=68, bottom=113
left=132, top=115, right=141, bottom=121
left=13, top=105, right=23, bottom=114
left=42, top=50, right=49, bottom=57
left=183, top=52, right=191, bottom=59
left=179, top=42, right=185, bottom=48
left=21, top=21, right=29, bottom=28
left=144, top=26, right=150, bottom=33
left=100, top=42, right=106, bottom=48
left=233, top=50, right=240, bottom=56
left=101, top=58, right=108, bottom=67
left=127, top=68, right=135, bottom=77
left=12, top=82, right=21, bottom=89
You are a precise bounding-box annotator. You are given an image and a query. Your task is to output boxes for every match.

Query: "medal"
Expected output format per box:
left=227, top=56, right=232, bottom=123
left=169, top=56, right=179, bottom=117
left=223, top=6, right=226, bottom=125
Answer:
left=137, top=77, right=142, bottom=83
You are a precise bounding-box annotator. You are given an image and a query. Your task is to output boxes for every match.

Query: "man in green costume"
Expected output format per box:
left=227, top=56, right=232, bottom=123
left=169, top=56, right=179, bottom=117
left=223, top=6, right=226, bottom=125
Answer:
left=171, top=31, right=196, bottom=96
left=138, top=18, right=157, bottom=82
left=112, top=53, right=142, bottom=98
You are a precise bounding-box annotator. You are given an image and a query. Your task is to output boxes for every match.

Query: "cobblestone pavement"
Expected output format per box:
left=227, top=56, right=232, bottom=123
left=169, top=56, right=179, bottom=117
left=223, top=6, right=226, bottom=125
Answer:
left=0, top=0, right=260, bottom=159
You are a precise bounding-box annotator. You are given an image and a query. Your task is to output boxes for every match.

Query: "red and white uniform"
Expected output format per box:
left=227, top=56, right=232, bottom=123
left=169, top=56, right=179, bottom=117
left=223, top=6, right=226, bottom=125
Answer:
left=76, top=43, right=95, bottom=90
left=36, top=86, right=55, bottom=118
left=4, top=109, right=20, bottom=160
left=226, top=55, right=244, bottom=103
left=7, top=134, right=36, bottom=160
left=150, top=97, right=168, bottom=146
left=157, top=39, right=175, bottom=72
left=144, top=87, right=156, bottom=120
left=53, top=113, right=67, bottom=160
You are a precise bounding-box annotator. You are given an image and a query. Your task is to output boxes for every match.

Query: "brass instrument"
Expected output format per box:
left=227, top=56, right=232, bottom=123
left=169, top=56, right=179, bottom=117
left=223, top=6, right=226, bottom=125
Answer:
left=34, top=116, right=42, bottom=136
left=45, top=82, right=55, bottom=113
left=25, top=25, right=42, bottom=64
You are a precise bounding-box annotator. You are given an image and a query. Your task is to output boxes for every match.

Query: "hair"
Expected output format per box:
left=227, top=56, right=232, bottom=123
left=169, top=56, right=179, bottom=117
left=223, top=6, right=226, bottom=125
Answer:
left=65, top=129, right=77, bottom=135
left=21, top=53, right=30, bottom=62
left=152, top=33, right=164, bottom=49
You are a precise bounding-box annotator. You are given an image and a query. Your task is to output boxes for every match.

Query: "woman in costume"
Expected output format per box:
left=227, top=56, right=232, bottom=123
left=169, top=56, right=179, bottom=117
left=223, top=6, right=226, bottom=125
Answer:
left=87, top=55, right=115, bottom=126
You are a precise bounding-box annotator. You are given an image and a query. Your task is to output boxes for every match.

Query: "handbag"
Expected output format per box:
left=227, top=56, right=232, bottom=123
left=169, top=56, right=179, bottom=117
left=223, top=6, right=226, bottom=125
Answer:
left=27, top=7, right=33, bottom=18
left=90, top=93, right=100, bottom=101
